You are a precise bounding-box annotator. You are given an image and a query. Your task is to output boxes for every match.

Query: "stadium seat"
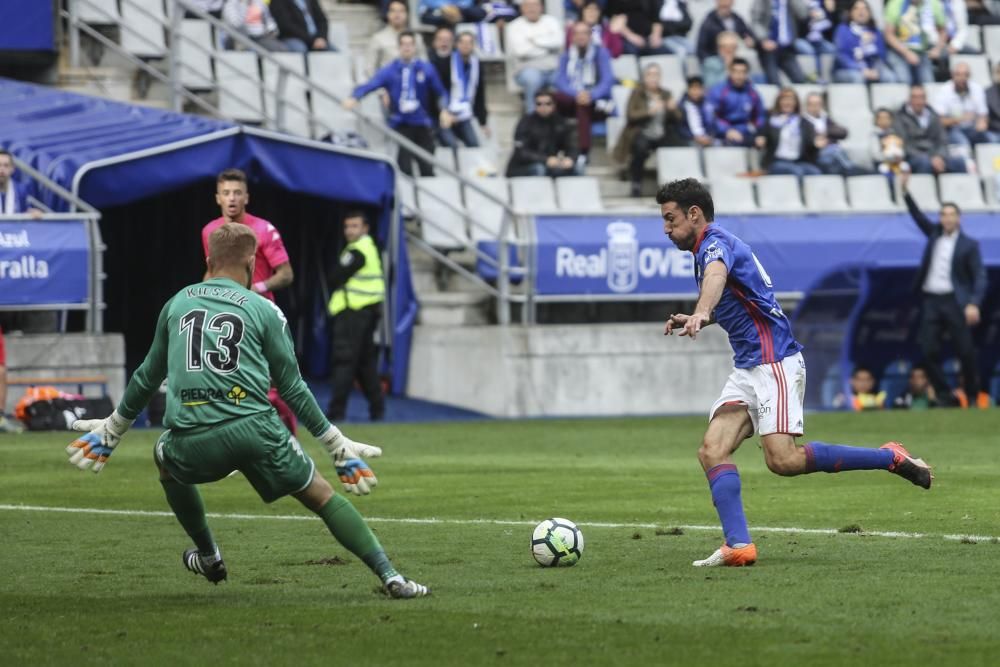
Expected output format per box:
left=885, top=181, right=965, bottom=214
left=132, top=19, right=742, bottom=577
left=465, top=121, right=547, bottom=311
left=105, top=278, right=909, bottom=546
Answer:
left=178, top=20, right=215, bottom=91
left=879, top=359, right=912, bottom=403
left=756, top=83, right=779, bottom=110
left=684, top=55, right=701, bottom=76
left=457, top=146, right=500, bottom=178
left=416, top=177, right=469, bottom=248
left=510, top=176, right=559, bottom=213
left=711, top=178, right=757, bottom=213
left=870, top=83, right=909, bottom=113
left=397, top=176, right=417, bottom=218
left=756, top=175, right=804, bottom=212
left=942, top=358, right=961, bottom=389
left=938, top=174, right=989, bottom=212
left=308, top=52, right=354, bottom=101
left=77, top=0, right=121, bottom=24
left=974, top=143, right=1000, bottom=182
left=703, top=146, right=749, bottom=180
left=556, top=177, right=604, bottom=211
left=838, top=113, right=876, bottom=167
left=965, top=25, right=983, bottom=53
left=327, top=21, right=349, bottom=52
left=904, top=173, right=941, bottom=210
left=950, top=54, right=991, bottom=86
left=434, top=146, right=457, bottom=172
left=791, top=83, right=824, bottom=105
left=796, top=54, right=834, bottom=82
left=846, top=175, right=898, bottom=212
left=803, top=175, right=850, bottom=211
left=120, top=0, right=166, bottom=59
left=605, top=85, right=633, bottom=152
left=465, top=178, right=512, bottom=241
left=985, top=26, right=1000, bottom=62
left=611, top=55, right=640, bottom=83
left=544, top=0, right=566, bottom=22
left=215, top=51, right=264, bottom=124
left=657, top=147, right=705, bottom=184
left=263, top=53, right=311, bottom=137
left=828, top=84, right=871, bottom=120
left=638, top=55, right=685, bottom=98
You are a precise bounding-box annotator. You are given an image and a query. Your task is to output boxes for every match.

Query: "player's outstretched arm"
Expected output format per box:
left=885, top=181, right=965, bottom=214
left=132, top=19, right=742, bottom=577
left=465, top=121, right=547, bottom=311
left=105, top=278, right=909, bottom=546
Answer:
left=683, top=260, right=728, bottom=338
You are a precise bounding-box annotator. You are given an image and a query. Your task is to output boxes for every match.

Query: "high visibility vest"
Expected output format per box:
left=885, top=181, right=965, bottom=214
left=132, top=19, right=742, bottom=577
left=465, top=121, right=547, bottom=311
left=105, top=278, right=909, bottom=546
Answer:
left=328, top=234, right=385, bottom=316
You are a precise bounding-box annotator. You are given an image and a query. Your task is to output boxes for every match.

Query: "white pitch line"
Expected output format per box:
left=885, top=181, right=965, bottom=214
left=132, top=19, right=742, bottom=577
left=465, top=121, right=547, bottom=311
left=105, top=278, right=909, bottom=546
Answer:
left=0, top=503, right=997, bottom=544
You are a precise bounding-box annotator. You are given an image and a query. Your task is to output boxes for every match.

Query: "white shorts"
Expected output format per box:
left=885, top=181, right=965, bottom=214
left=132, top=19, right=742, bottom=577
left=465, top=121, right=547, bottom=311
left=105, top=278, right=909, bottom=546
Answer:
left=710, top=352, right=806, bottom=436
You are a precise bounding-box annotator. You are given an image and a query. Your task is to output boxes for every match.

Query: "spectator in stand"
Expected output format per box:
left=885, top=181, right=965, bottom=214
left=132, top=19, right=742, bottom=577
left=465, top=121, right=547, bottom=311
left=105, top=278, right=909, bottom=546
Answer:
left=555, top=21, right=616, bottom=166
left=0, top=150, right=42, bottom=219
left=833, top=367, right=887, bottom=411
left=696, top=0, right=755, bottom=61
left=988, top=63, right=1000, bottom=137
left=345, top=32, right=454, bottom=176
left=802, top=92, right=871, bottom=175
left=892, top=365, right=939, bottom=409
left=507, top=0, right=566, bottom=113
left=613, top=63, right=687, bottom=196
left=706, top=57, right=766, bottom=147
left=223, top=0, right=288, bottom=51
left=895, top=85, right=968, bottom=175
left=420, top=0, right=486, bottom=27
left=883, top=0, right=947, bottom=85
left=566, top=1, right=626, bottom=59
left=870, top=107, right=911, bottom=175
left=751, top=0, right=807, bottom=84
left=933, top=61, right=998, bottom=146
left=269, top=0, right=332, bottom=52
left=655, top=0, right=695, bottom=58
left=680, top=76, right=714, bottom=147
left=368, top=1, right=427, bottom=77
left=832, top=0, right=896, bottom=84
left=565, top=0, right=609, bottom=22
left=506, top=89, right=582, bottom=177
left=758, top=87, right=823, bottom=179
left=796, top=0, right=837, bottom=80
left=432, top=31, right=489, bottom=148
left=899, top=169, right=989, bottom=408
left=430, top=25, right=456, bottom=64
left=701, top=30, right=740, bottom=89
left=608, top=0, right=679, bottom=56
left=941, top=0, right=977, bottom=55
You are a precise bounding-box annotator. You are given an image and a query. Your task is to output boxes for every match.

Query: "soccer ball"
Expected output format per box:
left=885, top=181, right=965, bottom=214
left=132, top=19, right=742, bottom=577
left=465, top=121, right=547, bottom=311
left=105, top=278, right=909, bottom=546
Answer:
left=531, top=518, right=584, bottom=567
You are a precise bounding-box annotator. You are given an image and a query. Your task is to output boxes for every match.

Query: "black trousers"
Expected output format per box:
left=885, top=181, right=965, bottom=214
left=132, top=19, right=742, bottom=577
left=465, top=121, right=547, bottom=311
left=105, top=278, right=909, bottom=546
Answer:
left=328, top=304, right=385, bottom=420
left=919, top=293, right=980, bottom=400
left=396, top=124, right=436, bottom=177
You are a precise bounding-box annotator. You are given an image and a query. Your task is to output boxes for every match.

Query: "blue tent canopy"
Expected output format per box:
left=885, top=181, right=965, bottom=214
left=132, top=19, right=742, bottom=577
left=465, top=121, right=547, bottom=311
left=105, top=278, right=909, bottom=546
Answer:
left=0, top=77, right=417, bottom=393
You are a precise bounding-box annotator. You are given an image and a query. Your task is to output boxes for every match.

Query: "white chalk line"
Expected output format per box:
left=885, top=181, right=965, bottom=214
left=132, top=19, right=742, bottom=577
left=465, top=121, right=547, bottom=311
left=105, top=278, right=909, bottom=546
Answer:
left=1, top=503, right=997, bottom=544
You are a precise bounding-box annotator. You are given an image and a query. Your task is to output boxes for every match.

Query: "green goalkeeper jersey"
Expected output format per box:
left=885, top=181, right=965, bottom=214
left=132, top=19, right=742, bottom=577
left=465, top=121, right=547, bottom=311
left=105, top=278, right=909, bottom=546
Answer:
left=116, top=277, right=329, bottom=436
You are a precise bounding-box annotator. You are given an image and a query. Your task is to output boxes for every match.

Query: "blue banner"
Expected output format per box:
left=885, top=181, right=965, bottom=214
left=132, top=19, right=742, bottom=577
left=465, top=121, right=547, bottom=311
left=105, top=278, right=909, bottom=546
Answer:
left=532, top=213, right=1000, bottom=297
left=0, top=220, right=89, bottom=306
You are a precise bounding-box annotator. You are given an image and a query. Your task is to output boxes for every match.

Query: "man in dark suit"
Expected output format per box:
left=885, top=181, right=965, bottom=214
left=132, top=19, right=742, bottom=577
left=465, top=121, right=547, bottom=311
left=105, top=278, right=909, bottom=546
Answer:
left=269, top=0, right=333, bottom=52
left=900, top=171, right=989, bottom=408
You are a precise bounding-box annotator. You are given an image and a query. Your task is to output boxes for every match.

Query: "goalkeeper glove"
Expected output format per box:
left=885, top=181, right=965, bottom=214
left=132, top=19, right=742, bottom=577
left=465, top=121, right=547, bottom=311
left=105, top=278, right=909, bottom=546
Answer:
left=66, top=410, right=134, bottom=473
left=319, top=425, right=382, bottom=495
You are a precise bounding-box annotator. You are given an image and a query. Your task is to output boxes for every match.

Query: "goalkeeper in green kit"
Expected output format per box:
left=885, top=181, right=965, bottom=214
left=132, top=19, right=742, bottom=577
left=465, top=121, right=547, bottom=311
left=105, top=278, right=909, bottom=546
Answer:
left=66, top=223, right=428, bottom=599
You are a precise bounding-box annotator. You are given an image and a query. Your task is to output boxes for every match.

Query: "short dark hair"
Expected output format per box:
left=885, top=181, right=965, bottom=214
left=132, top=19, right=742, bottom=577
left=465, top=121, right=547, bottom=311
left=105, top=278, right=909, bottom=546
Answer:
left=398, top=30, right=416, bottom=44
left=656, top=178, right=714, bottom=222
left=343, top=209, right=367, bottom=223
left=0, top=149, right=12, bottom=164
left=434, top=25, right=455, bottom=37
left=534, top=88, right=555, bottom=101
left=386, top=0, right=408, bottom=12
left=730, top=57, right=750, bottom=70
left=686, top=75, right=704, bottom=87
left=941, top=201, right=962, bottom=216
left=217, top=168, right=247, bottom=185
left=852, top=366, right=874, bottom=377
left=456, top=30, right=475, bottom=43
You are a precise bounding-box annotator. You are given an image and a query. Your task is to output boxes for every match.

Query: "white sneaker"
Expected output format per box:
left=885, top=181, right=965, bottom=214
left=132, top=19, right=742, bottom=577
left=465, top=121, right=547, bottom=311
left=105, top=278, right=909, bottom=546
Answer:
left=385, top=578, right=431, bottom=599
left=692, top=543, right=757, bottom=567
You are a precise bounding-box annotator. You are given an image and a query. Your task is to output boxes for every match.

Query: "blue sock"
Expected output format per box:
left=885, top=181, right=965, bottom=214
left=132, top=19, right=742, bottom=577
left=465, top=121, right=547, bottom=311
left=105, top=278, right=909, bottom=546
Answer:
left=706, top=464, right=752, bottom=547
left=803, top=441, right=894, bottom=473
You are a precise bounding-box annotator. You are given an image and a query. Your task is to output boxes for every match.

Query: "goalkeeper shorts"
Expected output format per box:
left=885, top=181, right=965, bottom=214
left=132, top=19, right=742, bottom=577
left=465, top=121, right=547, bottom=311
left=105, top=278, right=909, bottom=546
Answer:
left=156, top=412, right=315, bottom=503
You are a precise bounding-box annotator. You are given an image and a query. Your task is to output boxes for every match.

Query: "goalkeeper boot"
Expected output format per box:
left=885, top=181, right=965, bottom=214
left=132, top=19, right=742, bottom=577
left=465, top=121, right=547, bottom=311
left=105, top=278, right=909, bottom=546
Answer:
left=385, top=577, right=430, bottom=599
left=183, top=548, right=228, bottom=584
left=881, top=441, right=933, bottom=490
left=692, top=543, right=757, bottom=567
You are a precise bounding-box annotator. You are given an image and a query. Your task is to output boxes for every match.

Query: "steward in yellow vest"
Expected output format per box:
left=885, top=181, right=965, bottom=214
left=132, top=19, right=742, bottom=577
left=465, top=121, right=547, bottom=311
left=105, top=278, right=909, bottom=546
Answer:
left=325, top=212, right=386, bottom=422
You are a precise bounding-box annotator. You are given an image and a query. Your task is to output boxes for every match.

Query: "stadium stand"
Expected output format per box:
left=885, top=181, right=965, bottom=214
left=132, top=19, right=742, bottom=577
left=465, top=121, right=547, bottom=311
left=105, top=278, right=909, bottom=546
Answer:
left=803, top=175, right=850, bottom=212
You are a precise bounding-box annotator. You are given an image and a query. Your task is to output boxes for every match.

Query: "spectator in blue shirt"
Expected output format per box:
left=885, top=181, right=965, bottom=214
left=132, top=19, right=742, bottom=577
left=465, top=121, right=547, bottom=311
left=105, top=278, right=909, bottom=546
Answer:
left=751, top=0, right=807, bottom=84
left=706, top=57, right=766, bottom=146
left=345, top=32, right=454, bottom=176
left=832, top=0, right=896, bottom=83
left=555, top=21, right=616, bottom=164
left=419, top=0, right=487, bottom=27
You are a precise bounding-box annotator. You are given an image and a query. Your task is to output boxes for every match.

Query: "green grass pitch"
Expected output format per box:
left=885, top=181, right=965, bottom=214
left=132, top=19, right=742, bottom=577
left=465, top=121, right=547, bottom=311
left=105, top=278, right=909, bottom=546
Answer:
left=3, top=410, right=999, bottom=666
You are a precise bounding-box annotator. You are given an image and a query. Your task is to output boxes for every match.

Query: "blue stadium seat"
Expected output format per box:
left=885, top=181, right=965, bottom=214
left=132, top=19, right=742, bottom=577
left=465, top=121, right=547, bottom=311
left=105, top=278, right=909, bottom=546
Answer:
left=941, top=358, right=961, bottom=389
left=879, top=359, right=912, bottom=404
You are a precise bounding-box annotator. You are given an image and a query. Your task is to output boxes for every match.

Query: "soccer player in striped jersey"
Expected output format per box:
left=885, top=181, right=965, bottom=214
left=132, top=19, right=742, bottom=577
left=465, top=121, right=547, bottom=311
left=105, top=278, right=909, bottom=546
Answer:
left=657, top=178, right=932, bottom=568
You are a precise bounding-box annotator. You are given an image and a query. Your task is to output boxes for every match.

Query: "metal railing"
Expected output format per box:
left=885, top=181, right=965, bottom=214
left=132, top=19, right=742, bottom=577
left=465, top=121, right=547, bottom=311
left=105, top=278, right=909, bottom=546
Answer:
left=65, top=0, right=530, bottom=324
left=2, top=155, right=105, bottom=332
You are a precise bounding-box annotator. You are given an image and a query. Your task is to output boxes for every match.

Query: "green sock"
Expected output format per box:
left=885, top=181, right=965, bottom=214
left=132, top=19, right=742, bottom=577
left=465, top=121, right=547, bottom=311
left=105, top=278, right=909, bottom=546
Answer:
left=316, top=494, right=398, bottom=582
left=160, top=478, right=217, bottom=556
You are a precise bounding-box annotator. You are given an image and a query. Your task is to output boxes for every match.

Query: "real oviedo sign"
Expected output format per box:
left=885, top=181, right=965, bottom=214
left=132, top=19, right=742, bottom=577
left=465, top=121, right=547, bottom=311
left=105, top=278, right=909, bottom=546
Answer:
left=0, top=220, right=90, bottom=305
left=534, top=215, right=695, bottom=296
